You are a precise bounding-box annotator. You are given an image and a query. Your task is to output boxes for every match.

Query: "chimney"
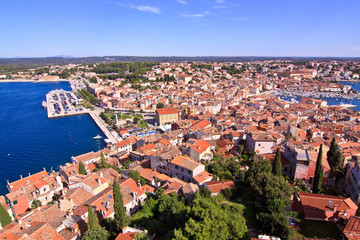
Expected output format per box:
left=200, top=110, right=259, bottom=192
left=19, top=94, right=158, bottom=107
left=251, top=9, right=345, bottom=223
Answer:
left=28, top=173, right=31, bottom=176
left=97, top=178, right=101, bottom=185
left=217, top=177, right=219, bottom=181
left=137, top=180, right=141, bottom=189
left=99, top=172, right=103, bottom=178
left=20, top=175, right=22, bottom=179
left=154, top=168, right=157, bottom=173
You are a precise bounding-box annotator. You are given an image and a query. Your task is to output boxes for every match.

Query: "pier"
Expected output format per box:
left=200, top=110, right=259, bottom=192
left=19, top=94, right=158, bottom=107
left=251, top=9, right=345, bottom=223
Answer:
left=45, top=90, right=89, bottom=119
left=89, top=110, right=122, bottom=144
left=45, top=90, right=122, bottom=144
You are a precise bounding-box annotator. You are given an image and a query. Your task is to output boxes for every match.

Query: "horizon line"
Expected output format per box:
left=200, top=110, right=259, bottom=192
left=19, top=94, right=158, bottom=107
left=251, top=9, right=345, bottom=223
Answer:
left=1, top=55, right=360, bottom=59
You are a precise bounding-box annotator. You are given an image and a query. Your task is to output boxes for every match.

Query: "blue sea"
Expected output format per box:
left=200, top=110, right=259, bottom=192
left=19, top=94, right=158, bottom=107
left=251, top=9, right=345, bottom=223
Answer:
left=281, top=81, right=360, bottom=111
left=0, top=82, right=105, bottom=195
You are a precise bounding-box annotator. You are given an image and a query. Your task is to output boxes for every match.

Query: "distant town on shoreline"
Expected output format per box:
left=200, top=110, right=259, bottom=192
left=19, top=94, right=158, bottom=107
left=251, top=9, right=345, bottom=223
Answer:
left=2, top=59, right=360, bottom=239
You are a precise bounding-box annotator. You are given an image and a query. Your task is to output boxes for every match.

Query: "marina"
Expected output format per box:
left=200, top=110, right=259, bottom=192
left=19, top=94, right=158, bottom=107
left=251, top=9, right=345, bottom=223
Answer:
left=45, top=89, right=89, bottom=118
left=45, top=89, right=122, bottom=144
left=0, top=82, right=105, bottom=195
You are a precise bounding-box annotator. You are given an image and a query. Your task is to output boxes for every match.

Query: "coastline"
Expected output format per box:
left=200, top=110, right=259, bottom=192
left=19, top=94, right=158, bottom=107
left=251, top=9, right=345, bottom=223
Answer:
left=0, top=79, right=69, bottom=83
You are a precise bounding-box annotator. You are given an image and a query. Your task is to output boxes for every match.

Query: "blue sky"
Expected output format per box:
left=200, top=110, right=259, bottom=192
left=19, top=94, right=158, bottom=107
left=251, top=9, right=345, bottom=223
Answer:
left=0, top=0, right=359, bottom=57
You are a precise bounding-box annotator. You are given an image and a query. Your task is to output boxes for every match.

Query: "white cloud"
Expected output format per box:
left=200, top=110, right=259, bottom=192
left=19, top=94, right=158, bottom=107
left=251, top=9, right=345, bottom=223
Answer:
left=176, top=0, right=187, bottom=4
left=130, top=4, right=161, bottom=14
left=182, top=11, right=209, bottom=18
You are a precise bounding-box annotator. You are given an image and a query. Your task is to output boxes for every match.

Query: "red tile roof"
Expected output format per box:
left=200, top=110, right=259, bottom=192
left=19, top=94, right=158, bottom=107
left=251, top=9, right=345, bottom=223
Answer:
left=344, top=216, right=360, bottom=240
left=8, top=170, right=48, bottom=192
left=156, top=107, right=178, bottom=115
left=205, top=180, right=235, bottom=194
left=190, top=139, right=211, bottom=154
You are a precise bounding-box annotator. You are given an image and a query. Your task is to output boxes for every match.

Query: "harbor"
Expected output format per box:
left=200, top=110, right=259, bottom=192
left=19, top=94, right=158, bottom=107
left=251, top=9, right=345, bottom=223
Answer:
left=45, top=89, right=89, bottom=119
left=88, top=111, right=123, bottom=144
left=45, top=89, right=122, bottom=144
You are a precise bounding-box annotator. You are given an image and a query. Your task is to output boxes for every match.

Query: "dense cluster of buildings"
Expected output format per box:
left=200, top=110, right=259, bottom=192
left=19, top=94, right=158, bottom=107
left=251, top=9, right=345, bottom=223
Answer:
left=2, top=60, right=360, bottom=239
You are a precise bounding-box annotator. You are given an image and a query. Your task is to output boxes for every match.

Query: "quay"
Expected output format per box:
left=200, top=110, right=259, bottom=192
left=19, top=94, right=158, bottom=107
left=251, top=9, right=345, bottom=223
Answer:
left=88, top=111, right=122, bottom=144
left=45, top=90, right=89, bottom=119
left=45, top=89, right=122, bottom=144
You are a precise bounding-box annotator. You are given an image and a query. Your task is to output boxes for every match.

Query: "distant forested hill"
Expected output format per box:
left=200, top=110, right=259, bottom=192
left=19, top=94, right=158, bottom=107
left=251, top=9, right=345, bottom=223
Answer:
left=0, top=56, right=359, bottom=69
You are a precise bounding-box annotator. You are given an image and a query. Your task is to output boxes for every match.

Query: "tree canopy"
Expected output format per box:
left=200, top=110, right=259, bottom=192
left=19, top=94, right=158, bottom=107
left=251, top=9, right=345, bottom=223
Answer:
left=79, top=161, right=86, bottom=175
left=113, top=179, right=128, bottom=233
left=272, top=148, right=282, bottom=177
left=313, top=144, right=324, bottom=194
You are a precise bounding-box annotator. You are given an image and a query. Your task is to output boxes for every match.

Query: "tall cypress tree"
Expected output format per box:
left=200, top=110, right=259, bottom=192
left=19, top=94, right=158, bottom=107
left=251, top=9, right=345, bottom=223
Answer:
left=327, top=137, right=338, bottom=169
left=272, top=148, right=282, bottom=177
left=334, top=151, right=342, bottom=171
left=0, top=204, right=12, bottom=227
left=313, top=144, right=324, bottom=194
left=87, top=205, right=99, bottom=231
left=79, top=161, right=86, bottom=175
left=113, top=179, right=127, bottom=233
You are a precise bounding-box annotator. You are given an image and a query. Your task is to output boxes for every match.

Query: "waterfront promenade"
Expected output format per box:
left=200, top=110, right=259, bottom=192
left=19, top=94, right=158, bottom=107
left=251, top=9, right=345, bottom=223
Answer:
left=45, top=89, right=121, bottom=144
left=89, top=109, right=122, bottom=144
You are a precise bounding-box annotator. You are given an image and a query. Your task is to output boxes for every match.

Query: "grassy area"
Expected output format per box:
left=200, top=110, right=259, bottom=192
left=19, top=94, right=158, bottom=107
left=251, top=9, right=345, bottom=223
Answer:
left=103, top=113, right=115, bottom=119
left=138, top=120, right=148, bottom=128
left=119, top=114, right=132, bottom=119
left=232, top=191, right=257, bottom=229
left=297, top=219, right=343, bottom=240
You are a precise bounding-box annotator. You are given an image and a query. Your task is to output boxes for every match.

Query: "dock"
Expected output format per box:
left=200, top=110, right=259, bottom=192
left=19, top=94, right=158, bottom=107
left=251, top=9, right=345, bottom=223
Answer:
left=89, top=111, right=122, bottom=144
left=45, top=89, right=122, bottom=144
left=46, top=89, right=88, bottom=119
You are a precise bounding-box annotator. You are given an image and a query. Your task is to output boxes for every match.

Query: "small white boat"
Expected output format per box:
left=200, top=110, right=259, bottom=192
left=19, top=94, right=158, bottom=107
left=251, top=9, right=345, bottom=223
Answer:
left=42, top=101, right=47, bottom=108
left=93, top=134, right=102, bottom=139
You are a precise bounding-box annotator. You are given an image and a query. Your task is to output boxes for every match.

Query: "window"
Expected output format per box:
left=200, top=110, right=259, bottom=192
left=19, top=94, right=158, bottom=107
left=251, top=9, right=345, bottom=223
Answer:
left=13, top=200, right=18, bottom=205
left=175, top=166, right=178, bottom=169
left=258, top=144, right=261, bottom=147
left=182, top=168, right=184, bottom=172
left=188, top=170, right=191, bottom=175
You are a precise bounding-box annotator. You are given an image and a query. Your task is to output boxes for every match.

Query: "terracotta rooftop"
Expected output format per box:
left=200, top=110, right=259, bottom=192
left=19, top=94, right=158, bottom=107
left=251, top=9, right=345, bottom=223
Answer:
left=156, top=107, right=178, bottom=115
left=170, top=155, right=202, bottom=171
left=8, top=170, right=48, bottom=192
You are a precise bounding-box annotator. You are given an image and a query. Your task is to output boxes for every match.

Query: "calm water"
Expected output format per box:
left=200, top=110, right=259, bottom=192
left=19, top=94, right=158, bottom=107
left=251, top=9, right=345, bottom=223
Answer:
left=281, top=81, right=360, bottom=111
left=0, top=82, right=105, bottom=195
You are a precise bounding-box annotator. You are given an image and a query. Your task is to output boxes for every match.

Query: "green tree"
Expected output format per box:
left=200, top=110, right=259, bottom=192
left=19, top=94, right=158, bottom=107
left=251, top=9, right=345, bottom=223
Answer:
left=237, top=144, right=244, bottom=155
left=128, top=170, right=146, bottom=186
left=82, top=227, right=110, bottom=240
left=222, top=187, right=233, bottom=200
left=31, top=200, right=42, bottom=209
left=113, top=179, right=128, bottom=233
left=175, top=197, right=248, bottom=240
left=313, top=144, right=324, bottom=194
left=327, top=137, right=338, bottom=169
left=0, top=204, right=12, bottom=227
left=89, top=76, right=98, bottom=83
left=272, top=148, right=282, bottom=177
left=87, top=205, right=99, bottom=231
left=257, top=212, right=290, bottom=239
left=334, top=151, right=342, bottom=172
left=156, top=103, right=165, bottom=109
left=79, top=161, right=86, bottom=175
left=135, top=232, right=149, bottom=240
